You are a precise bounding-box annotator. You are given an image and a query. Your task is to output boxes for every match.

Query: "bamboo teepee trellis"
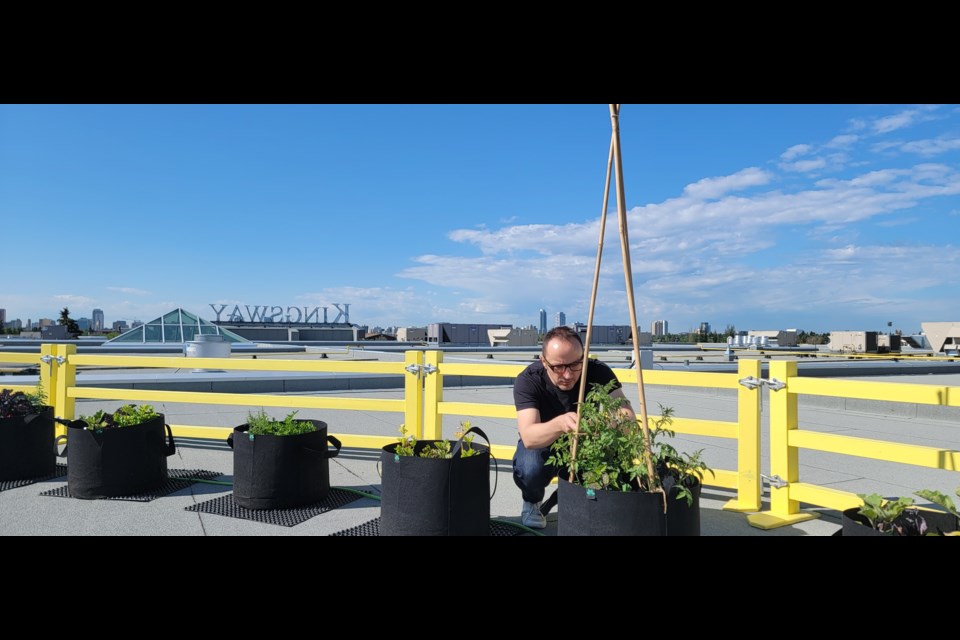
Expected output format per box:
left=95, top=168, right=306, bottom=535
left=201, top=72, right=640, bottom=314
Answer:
left=568, top=104, right=659, bottom=496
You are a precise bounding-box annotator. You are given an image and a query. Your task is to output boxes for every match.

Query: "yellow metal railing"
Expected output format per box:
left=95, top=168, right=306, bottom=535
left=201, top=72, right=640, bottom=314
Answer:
left=423, top=351, right=763, bottom=512
left=20, top=343, right=960, bottom=528
left=0, top=348, right=46, bottom=395
left=48, top=344, right=423, bottom=448
left=16, top=345, right=764, bottom=513
left=748, top=360, right=960, bottom=529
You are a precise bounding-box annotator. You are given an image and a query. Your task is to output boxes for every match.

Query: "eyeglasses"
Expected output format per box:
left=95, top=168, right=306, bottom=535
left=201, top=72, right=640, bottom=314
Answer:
left=541, top=355, right=584, bottom=375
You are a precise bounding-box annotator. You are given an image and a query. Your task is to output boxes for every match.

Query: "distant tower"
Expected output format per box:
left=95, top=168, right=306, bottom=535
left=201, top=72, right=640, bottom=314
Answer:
left=699, top=321, right=711, bottom=335
left=0, top=308, right=6, bottom=325
left=554, top=311, right=566, bottom=328
left=539, top=309, right=547, bottom=334
left=651, top=320, right=668, bottom=337
left=92, top=308, right=104, bottom=332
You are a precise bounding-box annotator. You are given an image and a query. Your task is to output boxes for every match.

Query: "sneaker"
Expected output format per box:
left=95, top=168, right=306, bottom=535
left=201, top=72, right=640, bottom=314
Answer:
left=521, top=500, right=546, bottom=529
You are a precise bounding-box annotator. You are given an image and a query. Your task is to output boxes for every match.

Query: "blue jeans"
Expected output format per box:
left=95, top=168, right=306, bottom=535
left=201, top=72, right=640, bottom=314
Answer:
left=512, top=439, right=558, bottom=503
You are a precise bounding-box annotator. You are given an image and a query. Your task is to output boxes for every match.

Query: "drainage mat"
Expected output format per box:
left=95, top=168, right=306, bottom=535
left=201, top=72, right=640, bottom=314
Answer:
left=39, top=469, right=222, bottom=502
left=185, top=489, right=366, bottom=527
left=330, top=517, right=528, bottom=537
left=0, top=463, right=69, bottom=493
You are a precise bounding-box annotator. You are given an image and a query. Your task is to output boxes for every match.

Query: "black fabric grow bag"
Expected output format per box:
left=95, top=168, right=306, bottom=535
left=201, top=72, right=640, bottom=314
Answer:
left=663, top=475, right=701, bottom=537
left=558, top=475, right=667, bottom=536
left=379, top=426, right=491, bottom=536
left=59, top=413, right=175, bottom=499
left=228, top=420, right=341, bottom=510
left=841, top=506, right=959, bottom=536
left=0, top=406, right=56, bottom=481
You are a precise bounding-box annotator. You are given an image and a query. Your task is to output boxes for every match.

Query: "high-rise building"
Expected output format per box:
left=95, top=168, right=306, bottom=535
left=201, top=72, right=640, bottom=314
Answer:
left=92, top=308, right=104, bottom=332
left=539, top=309, right=547, bottom=334
left=651, top=320, right=668, bottom=337
left=700, top=322, right=711, bottom=335
left=554, top=311, right=566, bottom=328
left=0, top=308, right=6, bottom=325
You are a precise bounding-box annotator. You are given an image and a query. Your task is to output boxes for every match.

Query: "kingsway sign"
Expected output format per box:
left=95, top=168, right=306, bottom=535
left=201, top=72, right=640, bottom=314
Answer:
left=209, top=303, right=351, bottom=324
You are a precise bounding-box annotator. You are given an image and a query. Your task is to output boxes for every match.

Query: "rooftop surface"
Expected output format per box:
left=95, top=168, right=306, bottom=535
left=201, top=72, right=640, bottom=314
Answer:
left=4, top=373, right=958, bottom=536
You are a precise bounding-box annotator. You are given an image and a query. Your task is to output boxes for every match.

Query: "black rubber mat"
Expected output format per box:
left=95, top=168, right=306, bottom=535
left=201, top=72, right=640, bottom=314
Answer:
left=185, top=488, right=366, bottom=527
left=39, top=468, right=222, bottom=502
left=0, top=463, right=69, bottom=493
left=330, top=517, right=528, bottom=536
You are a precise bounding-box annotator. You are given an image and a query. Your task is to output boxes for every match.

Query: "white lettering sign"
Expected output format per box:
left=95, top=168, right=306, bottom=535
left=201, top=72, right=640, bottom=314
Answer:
left=209, top=303, right=351, bottom=324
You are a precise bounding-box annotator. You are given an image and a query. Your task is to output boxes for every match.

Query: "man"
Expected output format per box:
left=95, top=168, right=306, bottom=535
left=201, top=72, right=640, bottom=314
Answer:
left=512, top=325, right=636, bottom=528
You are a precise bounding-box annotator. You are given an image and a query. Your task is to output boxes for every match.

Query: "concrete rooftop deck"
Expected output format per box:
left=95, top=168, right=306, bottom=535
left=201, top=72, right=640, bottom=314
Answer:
left=4, top=379, right=958, bottom=536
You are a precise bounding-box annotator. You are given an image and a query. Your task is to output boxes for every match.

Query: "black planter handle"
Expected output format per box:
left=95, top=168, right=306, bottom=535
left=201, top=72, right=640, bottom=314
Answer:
left=304, top=435, right=342, bottom=459
left=326, top=435, right=341, bottom=458
left=55, top=434, right=68, bottom=458
left=164, top=424, right=176, bottom=457
left=450, top=425, right=490, bottom=458
left=53, top=417, right=85, bottom=458
left=451, top=426, right=499, bottom=500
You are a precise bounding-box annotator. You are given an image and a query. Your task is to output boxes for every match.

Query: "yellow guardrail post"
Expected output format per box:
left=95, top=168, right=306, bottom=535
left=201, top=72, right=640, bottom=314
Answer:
left=38, top=344, right=60, bottom=436
left=404, top=350, right=423, bottom=440
left=724, top=358, right=762, bottom=512
left=748, top=360, right=819, bottom=529
left=422, top=350, right=443, bottom=440
left=53, top=344, right=77, bottom=426
left=39, top=343, right=55, bottom=399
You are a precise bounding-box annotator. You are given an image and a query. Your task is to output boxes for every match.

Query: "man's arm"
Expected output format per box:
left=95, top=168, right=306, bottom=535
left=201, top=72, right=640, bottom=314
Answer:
left=517, top=407, right=579, bottom=449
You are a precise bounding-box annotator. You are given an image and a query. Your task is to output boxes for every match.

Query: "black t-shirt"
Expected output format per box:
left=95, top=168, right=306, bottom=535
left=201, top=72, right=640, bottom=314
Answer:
left=513, top=359, right=622, bottom=423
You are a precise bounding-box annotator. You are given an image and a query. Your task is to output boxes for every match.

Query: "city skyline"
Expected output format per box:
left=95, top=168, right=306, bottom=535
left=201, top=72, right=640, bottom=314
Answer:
left=3, top=104, right=959, bottom=335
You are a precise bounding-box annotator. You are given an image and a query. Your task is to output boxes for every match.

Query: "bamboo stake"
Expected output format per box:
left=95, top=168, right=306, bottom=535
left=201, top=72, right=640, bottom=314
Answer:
left=568, top=131, right=616, bottom=483
left=609, top=103, right=657, bottom=493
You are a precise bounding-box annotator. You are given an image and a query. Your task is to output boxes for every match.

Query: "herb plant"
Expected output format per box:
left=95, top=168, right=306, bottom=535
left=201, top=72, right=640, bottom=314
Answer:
left=79, top=404, right=160, bottom=430
left=0, top=387, right=47, bottom=420
left=547, top=380, right=712, bottom=503
left=246, top=409, right=316, bottom=436
left=395, top=420, right=479, bottom=459
left=856, top=488, right=960, bottom=535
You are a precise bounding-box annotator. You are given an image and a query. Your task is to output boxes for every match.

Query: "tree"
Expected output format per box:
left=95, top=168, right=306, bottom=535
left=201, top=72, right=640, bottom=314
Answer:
left=57, top=307, right=81, bottom=337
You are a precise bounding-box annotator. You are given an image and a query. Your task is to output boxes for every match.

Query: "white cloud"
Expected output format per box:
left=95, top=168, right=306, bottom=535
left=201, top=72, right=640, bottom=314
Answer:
left=872, top=105, right=939, bottom=134
left=397, top=153, right=960, bottom=329
left=457, top=299, right=509, bottom=314
left=870, top=140, right=902, bottom=154
left=825, top=134, right=859, bottom=148
left=849, top=119, right=868, bottom=131
left=53, top=294, right=95, bottom=308
left=780, top=144, right=813, bottom=161
left=876, top=216, right=920, bottom=227
left=899, top=137, right=960, bottom=157
left=297, top=286, right=432, bottom=327
left=107, top=286, right=150, bottom=296
left=449, top=221, right=598, bottom=256
left=780, top=158, right=827, bottom=173
left=681, top=167, right=772, bottom=200
left=822, top=245, right=859, bottom=262
left=845, top=169, right=904, bottom=187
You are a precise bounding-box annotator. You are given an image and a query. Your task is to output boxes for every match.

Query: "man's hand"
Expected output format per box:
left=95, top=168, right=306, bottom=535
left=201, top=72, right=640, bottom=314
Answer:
left=553, top=411, right=580, bottom=434
left=517, top=408, right=580, bottom=449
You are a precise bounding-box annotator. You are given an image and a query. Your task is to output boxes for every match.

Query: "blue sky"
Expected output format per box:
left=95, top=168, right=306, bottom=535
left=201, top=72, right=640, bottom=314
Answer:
left=2, top=104, right=958, bottom=335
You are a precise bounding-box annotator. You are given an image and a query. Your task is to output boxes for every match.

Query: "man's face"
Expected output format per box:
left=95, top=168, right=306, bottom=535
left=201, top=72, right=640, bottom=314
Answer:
left=541, top=338, right=584, bottom=391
